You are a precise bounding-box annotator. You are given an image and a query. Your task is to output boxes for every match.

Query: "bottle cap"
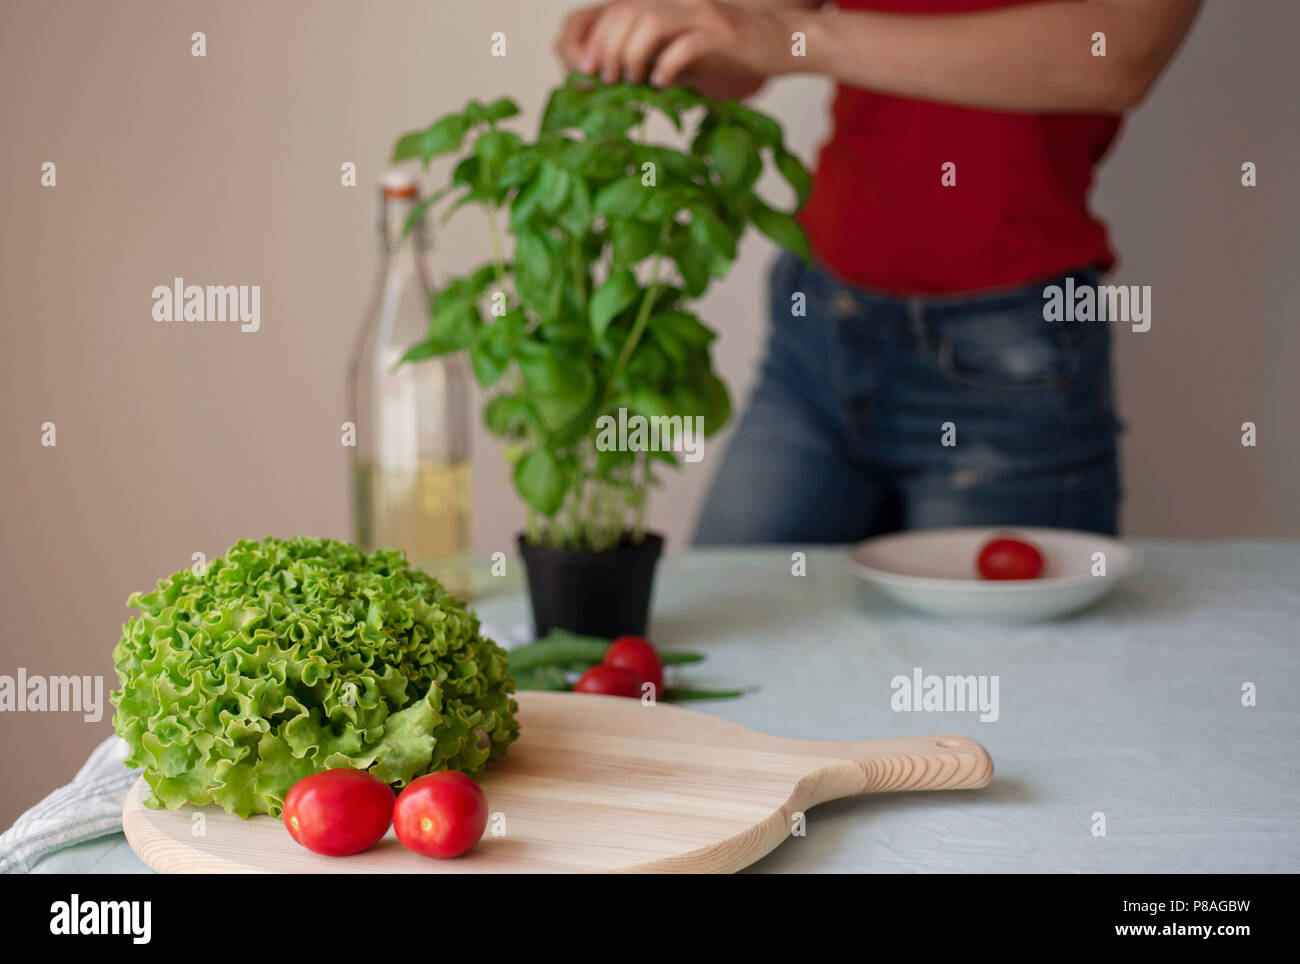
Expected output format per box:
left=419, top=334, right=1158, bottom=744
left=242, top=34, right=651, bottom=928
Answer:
left=380, top=169, right=418, bottom=199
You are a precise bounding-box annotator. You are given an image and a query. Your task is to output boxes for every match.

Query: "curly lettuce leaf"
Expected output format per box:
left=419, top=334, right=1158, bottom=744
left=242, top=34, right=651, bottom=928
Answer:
left=111, top=537, right=519, bottom=817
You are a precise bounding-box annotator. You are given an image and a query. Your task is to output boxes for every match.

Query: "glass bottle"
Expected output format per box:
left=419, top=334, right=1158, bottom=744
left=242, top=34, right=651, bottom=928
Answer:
left=348, top=170, right=473, bottom=597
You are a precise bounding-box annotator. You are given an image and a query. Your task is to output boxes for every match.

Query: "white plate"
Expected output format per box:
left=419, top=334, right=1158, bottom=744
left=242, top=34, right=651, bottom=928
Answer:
left=846, top=526, right=1141, bottom=623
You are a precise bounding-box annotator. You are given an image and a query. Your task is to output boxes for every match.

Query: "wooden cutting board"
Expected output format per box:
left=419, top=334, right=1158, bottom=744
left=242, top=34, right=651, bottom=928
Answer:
left=123, top=690, right=993, bottom=873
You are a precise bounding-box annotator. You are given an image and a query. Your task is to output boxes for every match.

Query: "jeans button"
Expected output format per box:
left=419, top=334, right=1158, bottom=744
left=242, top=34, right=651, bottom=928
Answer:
left=829, top=288, right=860, bottom=319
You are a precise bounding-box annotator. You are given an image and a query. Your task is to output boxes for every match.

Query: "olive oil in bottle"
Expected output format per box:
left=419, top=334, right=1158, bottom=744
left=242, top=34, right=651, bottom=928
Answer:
left=347, top=171, right=473, bottom=597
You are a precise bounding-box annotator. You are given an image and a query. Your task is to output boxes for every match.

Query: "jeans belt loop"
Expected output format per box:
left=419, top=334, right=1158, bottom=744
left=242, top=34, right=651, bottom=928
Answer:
left=906, top=297, right=931, bottom=348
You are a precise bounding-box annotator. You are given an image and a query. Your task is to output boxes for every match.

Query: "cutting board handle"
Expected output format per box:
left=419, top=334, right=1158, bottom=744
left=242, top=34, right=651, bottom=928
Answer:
left=774, top=733, right=994, bottom=806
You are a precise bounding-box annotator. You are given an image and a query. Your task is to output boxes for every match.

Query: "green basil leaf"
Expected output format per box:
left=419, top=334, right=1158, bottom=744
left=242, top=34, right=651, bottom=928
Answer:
left=484, top=394, right=528, bottom=436
left=648, top=326, right=684, bottom=364
left=431, top=279, right=468, bottom=315
left=775, top=148, right=812, bottom=208
left=513, top=225, right=561, bottom=318
left=618, top=390, right=675, bottom=420
left=555, top=176, right=592, bottom=237
left=539, top=321, right=589, bottom=344
left=514, top=448, right=566, bottom=516
left=731, top=105, right=783, bottom=148
left=398, top=339, right=457, bottom=364
left=595, top=445, right=636, bottom=473
left=594, top=177, right=649, bottom=219
left=641, top=145, right=708, bottom=181
left=672, top=237, right=713, bottom=297
left=663, top=86, right=708, bottom=111
left=391, top=130, right=423, bottom=163
left=468, top=263, right=501, bottom=295
left=707, top=124, right=758, bottom=193
left=538, top=380, right=595, bottom=431
left=559, top=139, right=631, bottom=178
left=686, top=359, right=732, bottom=436
left=541, top=85, right=595, bottom=133
left=639, top=90, right=683, bottom=131
left=536, top=161, right=571, bottom=213
left=432, top=269, right=497, bottom=314
left=625, top=341, right=670, bottom=385
left=587, top=84, right=640, bottom=108
left=474, top=129, right=522, bottom=170
left=517, top=354, right=595, bottom=426
left=749, top=195, right=813, bottom=263
left=642, top=187, right=693, bottom=223
left=428, top=302, right=479, bottom=345
left=610, top=219, right=657, bottom=266
left=484, top=97, right=521, bottom=122
left=400, top=186, right=454, bottom=237
left=509, top=177, right=544, bottom=231
left=669, top=384, right=706, bottom=417
left=468, top=326, right=509, bottom=387
left=649, top=309, right=716, bottom=355
left=691, top=113, right=718, bottom=156
left=419, top=114, right=471, bottom=163
left=688, top=207, right=737, bottom=260
left=588, top=267, right=639, bottom=338
left=452, top=155, right=481, bottom=189
left=498, top=148, right=540, bottom=190
left=581, top=105, right=643, bottom=139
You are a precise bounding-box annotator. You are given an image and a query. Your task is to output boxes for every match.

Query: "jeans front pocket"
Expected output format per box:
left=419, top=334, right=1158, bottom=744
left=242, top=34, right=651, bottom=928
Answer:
left=936, top=310, right=1074, bottom=393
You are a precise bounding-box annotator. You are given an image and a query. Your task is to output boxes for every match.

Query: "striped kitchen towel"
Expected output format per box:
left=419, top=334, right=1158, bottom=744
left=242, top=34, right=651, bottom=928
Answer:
left=0, top=735, right=140, bottom=874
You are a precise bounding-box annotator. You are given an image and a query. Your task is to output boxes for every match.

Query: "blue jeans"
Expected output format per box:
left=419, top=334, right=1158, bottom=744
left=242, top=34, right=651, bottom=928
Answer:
left=693, top=252, right=1122, bottom=545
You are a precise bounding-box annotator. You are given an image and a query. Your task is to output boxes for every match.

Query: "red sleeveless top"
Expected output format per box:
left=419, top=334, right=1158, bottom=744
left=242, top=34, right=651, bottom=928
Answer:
left=798, top=0, right=1121, bottom=293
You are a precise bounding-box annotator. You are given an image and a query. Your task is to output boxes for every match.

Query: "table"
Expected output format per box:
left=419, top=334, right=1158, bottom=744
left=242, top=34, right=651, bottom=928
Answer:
left=29, top=541, right=1300, bottom=873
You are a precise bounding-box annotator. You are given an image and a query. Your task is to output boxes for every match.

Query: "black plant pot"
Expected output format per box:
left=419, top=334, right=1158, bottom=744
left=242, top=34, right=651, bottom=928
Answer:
left=517, top=532, right=664, bottom=639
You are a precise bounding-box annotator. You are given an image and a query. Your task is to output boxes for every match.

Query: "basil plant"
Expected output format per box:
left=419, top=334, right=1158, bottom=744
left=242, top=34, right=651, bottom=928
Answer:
left=392, top=73, right=811, bottom=550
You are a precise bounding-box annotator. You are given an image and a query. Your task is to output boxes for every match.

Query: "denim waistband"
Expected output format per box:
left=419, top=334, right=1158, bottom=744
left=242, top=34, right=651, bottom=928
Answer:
left=776, top=250, right=1104, bottom=330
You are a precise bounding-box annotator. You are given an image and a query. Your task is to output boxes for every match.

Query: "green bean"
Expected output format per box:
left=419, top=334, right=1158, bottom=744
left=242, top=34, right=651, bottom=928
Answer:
left=664, top=685, right=759, bottom=701
left=504, top=631, right=609, bottom=672
left=659, top=651, right=705, bottom=665
left=511, top=666, right=571, bottom=691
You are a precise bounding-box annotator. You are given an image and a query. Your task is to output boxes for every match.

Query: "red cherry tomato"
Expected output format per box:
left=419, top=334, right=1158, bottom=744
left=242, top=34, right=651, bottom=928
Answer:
left=574, top=664, right=645, bottom=698
left=976, top=537, right=1045, bottom=580
left=393, top=771, right=489, bottom=859
left=282, top=768, right=394, bottom=856
left=603, top=636, right=663, bottom=695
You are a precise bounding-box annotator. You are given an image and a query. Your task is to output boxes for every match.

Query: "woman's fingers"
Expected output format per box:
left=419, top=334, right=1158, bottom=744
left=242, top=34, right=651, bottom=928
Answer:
left=621, top=12, right=675, bottom=85
left=556, top=5, right=603, bottom=71
left=568, top=0, right=736, bottom=87
left=583, top=5, right=640, bottom=83
left=650, top=29, right=714, bottom=88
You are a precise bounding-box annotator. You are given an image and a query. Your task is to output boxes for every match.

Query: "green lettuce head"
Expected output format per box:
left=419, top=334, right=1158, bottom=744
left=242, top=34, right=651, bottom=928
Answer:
left=111, top=537, right=519, bottom=817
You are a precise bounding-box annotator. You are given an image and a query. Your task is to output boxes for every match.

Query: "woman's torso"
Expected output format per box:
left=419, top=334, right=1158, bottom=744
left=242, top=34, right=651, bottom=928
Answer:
left=798, top=0, right=1122, bottom=295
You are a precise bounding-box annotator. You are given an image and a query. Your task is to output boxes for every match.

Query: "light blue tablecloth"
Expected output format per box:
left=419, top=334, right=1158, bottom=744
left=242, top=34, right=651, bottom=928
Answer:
left=20, top=541, right=1300, bottom=873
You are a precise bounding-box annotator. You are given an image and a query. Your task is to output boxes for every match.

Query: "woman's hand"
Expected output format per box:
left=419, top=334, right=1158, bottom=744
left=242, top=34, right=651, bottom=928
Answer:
left=556, top=0, right=792, bottom=89
left=557, top=0, right=1201, bottom=114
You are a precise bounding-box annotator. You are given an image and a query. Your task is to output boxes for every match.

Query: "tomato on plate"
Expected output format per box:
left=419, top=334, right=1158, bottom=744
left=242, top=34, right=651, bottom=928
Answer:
left=574, top=664, right=645, bottom=698
left=393, top=771, right=489, bottom=859
left=976, top=537, right=1045, bottom=580
left=603, top=635, right=663, bottom=695
left=282, top=768, right=395, bottom=856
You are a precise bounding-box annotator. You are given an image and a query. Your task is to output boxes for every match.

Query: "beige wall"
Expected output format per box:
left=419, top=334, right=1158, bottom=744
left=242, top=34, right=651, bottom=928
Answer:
left=1, top=1, right=1296, bottom=828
